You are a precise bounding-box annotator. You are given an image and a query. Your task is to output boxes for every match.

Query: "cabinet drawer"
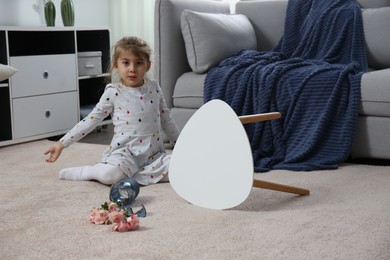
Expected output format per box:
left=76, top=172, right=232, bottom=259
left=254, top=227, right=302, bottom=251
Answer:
left=12, top=92, right=78, bottom=139
left=10, top=54, right=77, bottom=98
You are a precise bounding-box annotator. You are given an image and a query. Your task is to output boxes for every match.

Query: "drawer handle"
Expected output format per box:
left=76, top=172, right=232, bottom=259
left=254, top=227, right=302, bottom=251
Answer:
left=84, top=63, right=95, bottom=68
left=45, top=110, right=51, bottom=118
left=43, top=71, right=49, bottom=79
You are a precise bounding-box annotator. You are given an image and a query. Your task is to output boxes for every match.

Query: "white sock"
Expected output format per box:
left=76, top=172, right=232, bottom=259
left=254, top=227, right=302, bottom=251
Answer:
left=59, top=163, right=127, bottom=185
left=59, top=166, right=86, bottom=181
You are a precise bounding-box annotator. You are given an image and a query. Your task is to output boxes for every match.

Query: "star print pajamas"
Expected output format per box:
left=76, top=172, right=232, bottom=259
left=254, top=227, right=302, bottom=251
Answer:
left=59, top=79, right=179, bottom=185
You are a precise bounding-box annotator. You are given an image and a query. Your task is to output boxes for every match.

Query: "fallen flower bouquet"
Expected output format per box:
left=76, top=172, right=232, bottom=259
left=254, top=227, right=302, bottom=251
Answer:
left=88, top=202, right=142, bottom=232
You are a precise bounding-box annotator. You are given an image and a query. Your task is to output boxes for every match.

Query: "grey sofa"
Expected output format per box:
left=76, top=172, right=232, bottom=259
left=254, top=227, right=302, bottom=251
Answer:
left=154, top=0, right=390, bottom=160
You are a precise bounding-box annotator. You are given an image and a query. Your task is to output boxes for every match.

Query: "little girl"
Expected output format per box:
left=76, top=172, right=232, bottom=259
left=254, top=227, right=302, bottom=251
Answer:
left=44, top=36, right=179, bottom=185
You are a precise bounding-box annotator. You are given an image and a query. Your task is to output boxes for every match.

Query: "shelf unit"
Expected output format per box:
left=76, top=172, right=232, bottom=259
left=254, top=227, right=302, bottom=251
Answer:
left=0, top=27, right=111, bottom=146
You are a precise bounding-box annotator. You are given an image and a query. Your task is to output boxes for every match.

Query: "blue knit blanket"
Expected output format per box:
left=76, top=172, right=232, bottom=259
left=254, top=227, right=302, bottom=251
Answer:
left=204, top=0, right=367, bottom=172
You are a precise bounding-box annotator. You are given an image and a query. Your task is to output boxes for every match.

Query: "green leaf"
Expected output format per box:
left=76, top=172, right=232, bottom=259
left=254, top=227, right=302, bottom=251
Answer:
left=101, top=201, right=109, bottom=210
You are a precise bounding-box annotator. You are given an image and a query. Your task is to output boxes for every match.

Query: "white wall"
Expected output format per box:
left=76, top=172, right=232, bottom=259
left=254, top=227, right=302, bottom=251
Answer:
left=109, top=0, right=155, bottom=46
left=0, top=0, right=239, bottom=46
left=0, top=0, right=110, bottom=27
left=0, top=0, right=157, bottom=76
left=0, top=0, right=155, bottom=52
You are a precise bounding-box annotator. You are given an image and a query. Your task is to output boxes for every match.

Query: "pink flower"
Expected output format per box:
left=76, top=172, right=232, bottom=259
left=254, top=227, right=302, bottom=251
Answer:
left=108, top=202, right=119, bottom=212
left=88, top=208, right=100, bottom=223
left=112, top=222, right=129, bottom=232
left=93, top=209, right=109, bottom=225
left=126, top=214, right=140, bottom=230
left=112, top=214, right=140, bottom=232
left=108, top=210, right=126, bottom=224
left=88, top=202, right=141, bottom=232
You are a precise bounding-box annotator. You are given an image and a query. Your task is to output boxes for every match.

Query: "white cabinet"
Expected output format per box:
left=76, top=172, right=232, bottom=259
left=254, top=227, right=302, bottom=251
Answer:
left=0, top=27, right=110, bottom=146
left=12, top=92, right=79, bottom=139
left=10, top=54, right=77, bottom=98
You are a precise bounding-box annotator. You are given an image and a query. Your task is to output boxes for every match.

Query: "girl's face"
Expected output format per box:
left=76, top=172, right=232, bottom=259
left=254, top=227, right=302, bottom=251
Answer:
left=115, top=50, right=151, bottom=88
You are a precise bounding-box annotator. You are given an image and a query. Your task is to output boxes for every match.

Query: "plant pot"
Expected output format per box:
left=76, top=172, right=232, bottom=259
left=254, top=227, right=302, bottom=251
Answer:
left=61, top=0, right=75, bottom=26
left=44, top=0, right=56, bottom=27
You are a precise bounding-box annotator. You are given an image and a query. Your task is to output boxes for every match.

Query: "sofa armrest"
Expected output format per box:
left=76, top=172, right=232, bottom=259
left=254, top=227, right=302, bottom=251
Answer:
left=154, top=0, right=229, bottom=108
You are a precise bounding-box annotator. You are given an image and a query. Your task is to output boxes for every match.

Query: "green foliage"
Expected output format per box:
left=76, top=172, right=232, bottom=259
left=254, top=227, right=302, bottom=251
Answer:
left=100, top=201, right=109, bottom=210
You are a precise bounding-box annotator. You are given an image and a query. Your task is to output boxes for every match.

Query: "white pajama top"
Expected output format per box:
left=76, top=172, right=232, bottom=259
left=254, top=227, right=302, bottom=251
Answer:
left=60, top=79, right=179, bottom=185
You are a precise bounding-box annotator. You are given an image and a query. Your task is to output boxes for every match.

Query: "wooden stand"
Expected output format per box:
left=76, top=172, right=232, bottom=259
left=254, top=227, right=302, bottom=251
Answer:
left=169, top=100, right=310, bottom=210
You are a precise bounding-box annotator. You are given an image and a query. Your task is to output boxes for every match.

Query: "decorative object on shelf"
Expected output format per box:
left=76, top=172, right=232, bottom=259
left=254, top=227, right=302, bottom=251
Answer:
left=61, top=0, right=75, bottom=26
left=77, top=51, right=102, bottom=76
left=0, top=64, right=18, bottom=81
left=44, top=0, right=56, bottom=27
left=32, top=0, right=46, bottom=26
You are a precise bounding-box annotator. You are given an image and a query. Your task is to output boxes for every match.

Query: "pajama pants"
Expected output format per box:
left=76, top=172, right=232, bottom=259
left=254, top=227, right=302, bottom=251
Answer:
left=59, top=162, right=170, bottom=185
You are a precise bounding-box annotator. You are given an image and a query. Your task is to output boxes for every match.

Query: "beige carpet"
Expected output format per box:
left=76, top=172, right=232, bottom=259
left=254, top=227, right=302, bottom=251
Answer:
left=1, top=140, right=389, bottom=260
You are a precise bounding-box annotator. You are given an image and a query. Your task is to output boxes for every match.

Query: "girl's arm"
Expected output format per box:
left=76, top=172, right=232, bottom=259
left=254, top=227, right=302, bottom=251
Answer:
left=157, top=84, right=180, bottom=145
left=44, top=141, right=64, bottom=163
left=44, top=85, right=116, bottom=162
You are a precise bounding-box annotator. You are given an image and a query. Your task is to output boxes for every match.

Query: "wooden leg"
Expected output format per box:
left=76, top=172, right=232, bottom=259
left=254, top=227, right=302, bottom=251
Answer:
left=239, top=112, right=309, bottom=196
left=253, top=179, right=310, bottom=196
left=239, top=112, right=281, bottom=124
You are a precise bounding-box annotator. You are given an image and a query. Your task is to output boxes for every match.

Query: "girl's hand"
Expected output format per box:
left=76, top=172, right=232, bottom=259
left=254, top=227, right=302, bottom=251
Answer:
left=44, top=142, right=65, bottom=163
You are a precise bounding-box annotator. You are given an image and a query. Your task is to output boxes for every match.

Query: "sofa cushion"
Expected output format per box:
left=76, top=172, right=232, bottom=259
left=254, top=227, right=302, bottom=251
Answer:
left=154, top=0, right=230, bottom=108
left=170, top=107, right=197, bottom=132
left=181, top=10, right=257, bottom=74
left=173, top=72, right=205, bottom=109
left=236, top=0, right=287, bottom=51
left=360, top=68, right=390, bottom=117
left=357, top=0, right=390, bottom=8
left=362, top=7, right=390, bottom=69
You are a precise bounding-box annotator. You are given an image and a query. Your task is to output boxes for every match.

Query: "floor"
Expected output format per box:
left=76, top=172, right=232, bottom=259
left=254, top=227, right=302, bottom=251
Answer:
left=48, top=124, right=114, bottom=146
left=78, top=124, right=114, bottom=145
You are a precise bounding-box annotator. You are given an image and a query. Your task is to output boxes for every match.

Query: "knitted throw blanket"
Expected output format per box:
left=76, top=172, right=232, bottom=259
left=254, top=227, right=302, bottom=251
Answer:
left=204, top=0, right=367, bottom=172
